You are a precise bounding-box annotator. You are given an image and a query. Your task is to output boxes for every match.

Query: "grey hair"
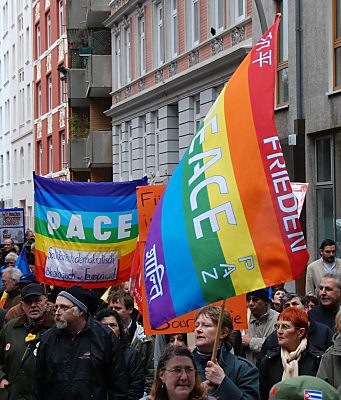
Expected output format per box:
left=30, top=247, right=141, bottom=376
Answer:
left=2, top=267, right=22, bottom=282
left=321, top=273, right=341, bottom=291
left=5, top=252, right=18, bottom=263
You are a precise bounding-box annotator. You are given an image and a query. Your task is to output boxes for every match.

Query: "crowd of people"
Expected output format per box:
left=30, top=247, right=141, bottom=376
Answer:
left=0, top=234, right=339, bottom=399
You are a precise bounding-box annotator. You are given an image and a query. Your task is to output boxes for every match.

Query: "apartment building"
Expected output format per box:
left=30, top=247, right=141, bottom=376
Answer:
left=105, top=0, right=252, bottom=183
left=0, top=0, right=35, bottom=229
left=33, top=0, right=69, bottom=180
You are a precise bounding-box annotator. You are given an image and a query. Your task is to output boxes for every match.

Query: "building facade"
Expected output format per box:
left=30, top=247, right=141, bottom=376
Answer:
left=0, top=0, right=35, bottom=229
left=105, top=0, right=252, bottom=183
left=33, top=0, right=69, bottom=181
left=254, top=0, right=341, bottom=265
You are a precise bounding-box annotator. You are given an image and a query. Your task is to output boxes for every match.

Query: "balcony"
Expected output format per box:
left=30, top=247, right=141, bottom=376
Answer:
left=66, top=0, right=110, bottom=30
left=85, top=0, right=110, bottom=28
left=86, top=55, right=112, bottom=97
left=69, top=138, right=90, bottom=171
left=68, top=69, right=89, bottom=107
left=85, top=130, right=112, bottom=168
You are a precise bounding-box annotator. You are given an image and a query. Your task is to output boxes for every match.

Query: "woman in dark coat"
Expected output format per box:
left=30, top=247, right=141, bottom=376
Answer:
left=193, top=305, right=260, bottom=400
left=96, top=308, right=144, bottom=400
left=259, top=307, right=323, bottom=400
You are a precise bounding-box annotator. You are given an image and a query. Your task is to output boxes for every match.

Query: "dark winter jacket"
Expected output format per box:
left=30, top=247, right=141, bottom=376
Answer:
left=308, top=304, right=340, bottom=331
left=123, top=345, right=144, bottom=400
left=193, top=345, right=260, bottom=400
left=35, top=317, right=128, bottom=400
left=0, top=312, right=54, bottom=400
left=259, top=344, right=323, bottom=400
left=317, top=333, right=341, bottom=391
left=258, top=318, right=333, bottom=364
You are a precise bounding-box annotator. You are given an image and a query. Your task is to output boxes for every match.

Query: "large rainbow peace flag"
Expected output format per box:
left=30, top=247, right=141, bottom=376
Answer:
left=144, top=16, right=310, bottom=328
left=34, top=174, right=147, bottom=288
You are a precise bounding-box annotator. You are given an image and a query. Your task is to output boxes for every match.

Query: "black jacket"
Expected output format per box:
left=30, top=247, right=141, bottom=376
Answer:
left=258, top=318, right=333, bottom=364
left=122, top=345, right=144, bottom=400
left=308, top=304, right=339, bottom=331
left=259, top=344, right=323, bottom=400
left=35, top=317, right=128, bottom=400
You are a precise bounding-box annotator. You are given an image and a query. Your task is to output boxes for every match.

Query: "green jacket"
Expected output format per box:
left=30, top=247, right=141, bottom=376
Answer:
left=0, top=314, right=53, bottom=400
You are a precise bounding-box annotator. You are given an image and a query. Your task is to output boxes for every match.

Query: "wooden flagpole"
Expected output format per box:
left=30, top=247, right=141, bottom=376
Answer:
left=211, top=299, right=226, bottom=361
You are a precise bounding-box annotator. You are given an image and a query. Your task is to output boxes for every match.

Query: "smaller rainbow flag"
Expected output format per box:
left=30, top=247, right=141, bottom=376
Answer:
left=34, top=174, right=147, bottom=288
left=144, top=16, right=309, bottom=328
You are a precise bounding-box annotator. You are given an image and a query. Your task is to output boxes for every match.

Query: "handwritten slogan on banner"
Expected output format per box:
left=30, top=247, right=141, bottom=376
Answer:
left=34, top=174, right=147, bottom=288
left=135, top=185, right=247, bottom=334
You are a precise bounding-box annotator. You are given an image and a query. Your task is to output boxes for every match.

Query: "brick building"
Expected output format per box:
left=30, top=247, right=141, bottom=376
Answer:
left=33, top=0, right=69, bottom=180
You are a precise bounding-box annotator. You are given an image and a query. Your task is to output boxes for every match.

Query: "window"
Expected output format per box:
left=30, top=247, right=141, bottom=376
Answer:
left=48, top=137, right=53, bottom=172
left=3, top=2, right=8, bottom=33
left=154, top=2, right=164, bottom=66
left=5, top=151, right=9, bottom=183
left=142, top=116, right=147, bottom=175
left=46, top=12, right=51, bottom=48
left=37, top=83, right=42, bottom=116
left=334, top=0, right=341, bottom=89
left=36, top=23, right=41, bottom=57
left=277, top=0, right=288, bottom=106
left=138, top=16, right=146, bottom=75
left=60, top=131, right=65, bottom=169
left=116, top=32, right=121, bottom=88
left=315, top=137, right=333, bottom=253
left=0, top=155, right=3, bottom=185
left=194, top=96, right=201, bottom=132
left=128, top=122, right=133, bottom=179
left=125, top=27, right=131, bottom=83
left=59, top=69, right=65, bottom=103
left=47, top=75, right=52, bottom=111
left=12, top=96, right=16, bottom=129
left=58, top=0, right=64, bottom=37
left=4, top=51, right=9, bottom=82
left=20, top=147, right=24, bottom=180
left=4, top=100, right=10, bottom=132
left=170, top=0, right=178, bottom=57
left=38, top=142, right=43, bottom=175
left=26, top=27, right=30, bottom=62
left=26, top=83, right=31, bottom=120
left=211, top=0, right=225, bottom=32
left=228, top=0, right=246, bottom=26
left=118, top=125, right=123, bottom=178
left=192, top=0, right=199, bottom=46
left=11, top=44, right=16, bottom=76
left=27, top=143, right=31, bottom=173
left=154, top=112, right=160, bottom=176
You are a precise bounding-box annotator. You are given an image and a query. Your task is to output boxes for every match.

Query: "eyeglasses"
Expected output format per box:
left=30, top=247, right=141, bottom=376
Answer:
left=164, top=367, right=196, bottom=377
left=246, top=296, right=261, bottom=302
left=274, top=323, right=297, bottom=331
left=55, top=305, right=76, bottom=313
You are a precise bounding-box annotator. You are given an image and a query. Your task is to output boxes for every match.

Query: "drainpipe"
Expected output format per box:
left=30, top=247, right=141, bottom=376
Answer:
left=254, top=0, right=268, bottom=34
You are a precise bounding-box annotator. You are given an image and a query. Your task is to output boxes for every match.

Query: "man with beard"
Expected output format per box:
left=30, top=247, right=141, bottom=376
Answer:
left=306, top=239, right=341, bottom=296
left=35, top=286, right=128, bottom=400
left=0, top=283, right=52, bottom=399
left=309, top=273, right=341, bottom=330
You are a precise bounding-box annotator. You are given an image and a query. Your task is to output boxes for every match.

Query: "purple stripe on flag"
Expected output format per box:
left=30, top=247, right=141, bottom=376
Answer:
left=144, top=195, right=176, bottom=328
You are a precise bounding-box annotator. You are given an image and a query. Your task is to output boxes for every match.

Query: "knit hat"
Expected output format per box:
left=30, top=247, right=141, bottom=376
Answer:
left=269, top=376, right=340, bottom=400
left=58, top=286, right=95, bottom=314
left=246, top=288, right=270, bottom=302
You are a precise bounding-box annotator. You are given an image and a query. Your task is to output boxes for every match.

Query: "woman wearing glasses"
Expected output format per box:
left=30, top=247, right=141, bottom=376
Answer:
left=259, top=307, right=323, bottom=400
left=96, top=308, right=144, bottom=400
left=193, top=305, right=259, bottom=400
left=145, top=345, right=210, bottom=400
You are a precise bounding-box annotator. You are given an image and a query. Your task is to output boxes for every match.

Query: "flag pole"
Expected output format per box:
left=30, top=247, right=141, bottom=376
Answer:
left=211, top=299, right=226, bottom=362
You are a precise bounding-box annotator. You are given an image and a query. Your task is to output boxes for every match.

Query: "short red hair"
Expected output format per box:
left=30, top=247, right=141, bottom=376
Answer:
left=278, top=307, right=308, bottom=335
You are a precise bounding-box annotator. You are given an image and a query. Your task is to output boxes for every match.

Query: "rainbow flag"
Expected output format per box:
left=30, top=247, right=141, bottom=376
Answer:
left=144, top=17, right=309, bottom=328
left=34, top=174, right=147, bottom=288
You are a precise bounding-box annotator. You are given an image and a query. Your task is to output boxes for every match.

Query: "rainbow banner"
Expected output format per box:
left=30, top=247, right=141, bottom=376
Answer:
left=144, top=16, right=309, bottom=328
left=34, top=174, right=147, bottom=288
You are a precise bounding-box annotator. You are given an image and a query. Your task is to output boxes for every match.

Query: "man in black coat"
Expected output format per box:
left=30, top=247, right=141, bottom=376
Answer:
left=35, top=286, right=128, bottom=400
left=308, top=273, right=341, bottom=331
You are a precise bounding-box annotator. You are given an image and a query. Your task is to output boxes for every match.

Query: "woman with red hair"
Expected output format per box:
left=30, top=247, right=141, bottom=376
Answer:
left=259, top=307, right=323, bottom=400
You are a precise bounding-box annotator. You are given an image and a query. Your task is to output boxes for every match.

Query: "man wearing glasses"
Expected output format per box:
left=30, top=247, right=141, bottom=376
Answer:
left=0, top=283, right=53, bottom=399
left=35, top=286, right=128, bottom=400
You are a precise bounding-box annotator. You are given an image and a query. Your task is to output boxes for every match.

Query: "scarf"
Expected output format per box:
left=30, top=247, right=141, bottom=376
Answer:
left=281, top=337, right=307, bottom=381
